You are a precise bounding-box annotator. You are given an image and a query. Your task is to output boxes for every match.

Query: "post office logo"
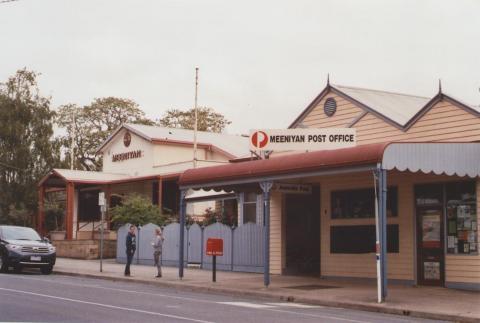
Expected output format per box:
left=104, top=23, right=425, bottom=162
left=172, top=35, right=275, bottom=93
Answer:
left=123, top=132, right=131, bottom=147
left=251, top=131, right=268, bottom=149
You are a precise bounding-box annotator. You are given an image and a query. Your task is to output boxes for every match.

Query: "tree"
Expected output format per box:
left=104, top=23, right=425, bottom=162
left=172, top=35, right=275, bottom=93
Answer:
left=56, top=97, right=155, bottom=171
left=0, top=68, right=59, bottom=224
left=158, top=107, right=231, bottom=133
left=110, top=194, right=169, bottom=227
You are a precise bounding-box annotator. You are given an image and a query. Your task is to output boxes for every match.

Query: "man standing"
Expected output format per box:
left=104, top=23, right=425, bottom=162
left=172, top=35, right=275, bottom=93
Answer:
left=152, top=227, right=164, bottom=278
left=124, top=225, right=136, bottom=276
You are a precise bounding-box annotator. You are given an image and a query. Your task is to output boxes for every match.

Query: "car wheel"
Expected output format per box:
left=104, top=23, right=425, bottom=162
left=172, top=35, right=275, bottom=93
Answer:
left=13, top=265, right=22, bottom=274
left=40, top=265, right=53, bottom=275
left=0, top=253, right=8, bottom=273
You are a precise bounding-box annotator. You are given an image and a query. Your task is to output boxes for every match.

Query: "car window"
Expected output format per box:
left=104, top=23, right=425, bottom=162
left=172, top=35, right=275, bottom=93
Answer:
left=2, top=227, right=41, bottom=241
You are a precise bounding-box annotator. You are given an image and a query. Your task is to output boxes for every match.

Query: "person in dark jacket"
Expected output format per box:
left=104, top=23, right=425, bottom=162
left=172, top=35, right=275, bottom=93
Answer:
left=124, top=225, right=136, bottom=276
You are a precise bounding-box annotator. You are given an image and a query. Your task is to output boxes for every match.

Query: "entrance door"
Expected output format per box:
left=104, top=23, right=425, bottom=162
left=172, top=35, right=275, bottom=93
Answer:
left=285, top=185, right=320, bottom=275
left=415, top=184, right=445, bottom=286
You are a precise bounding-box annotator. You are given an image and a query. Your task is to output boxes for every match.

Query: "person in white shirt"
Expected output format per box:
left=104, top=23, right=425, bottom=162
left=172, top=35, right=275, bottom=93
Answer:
left=152, top=227, right=164, bottom=278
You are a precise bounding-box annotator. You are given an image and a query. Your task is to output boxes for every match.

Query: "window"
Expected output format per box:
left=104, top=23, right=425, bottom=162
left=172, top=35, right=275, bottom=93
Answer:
left=446, top=181, right=477, bottom=254
left=330, top=225, right=399, bottom=253
left=78, top=190, right=101, bottom=221
left=243, top=192, right=257, bottom=224
left=331, top=187, right=398, bottom=219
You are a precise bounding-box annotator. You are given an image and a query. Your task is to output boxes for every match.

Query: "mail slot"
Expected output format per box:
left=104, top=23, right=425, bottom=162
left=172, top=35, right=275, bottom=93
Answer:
left=206, top=238, right=223, bottom=256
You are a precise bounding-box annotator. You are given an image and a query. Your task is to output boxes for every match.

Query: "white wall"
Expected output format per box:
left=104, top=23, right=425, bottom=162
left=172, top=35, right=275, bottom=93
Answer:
left=102, top=129, right=154, bottom=175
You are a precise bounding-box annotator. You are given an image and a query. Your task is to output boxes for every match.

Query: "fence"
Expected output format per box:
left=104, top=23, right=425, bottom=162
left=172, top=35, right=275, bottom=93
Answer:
left=116, top=222, right=264, bottom=273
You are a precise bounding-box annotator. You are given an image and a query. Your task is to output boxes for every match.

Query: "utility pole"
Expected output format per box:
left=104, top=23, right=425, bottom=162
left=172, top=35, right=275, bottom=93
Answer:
left=193, top=67, right=199, bottom=168
left=70, top=109, right=76, bottom=170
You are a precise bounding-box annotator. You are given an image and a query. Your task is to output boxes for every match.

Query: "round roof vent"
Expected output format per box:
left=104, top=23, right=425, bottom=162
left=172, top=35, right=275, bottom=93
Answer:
left=324, top=98, right=337, bottom=117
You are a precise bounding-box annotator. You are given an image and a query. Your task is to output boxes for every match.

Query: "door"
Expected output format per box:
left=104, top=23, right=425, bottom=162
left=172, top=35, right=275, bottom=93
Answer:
left=415, top=184, right=445, bottom=286
left=285, top=185, right=320, bottom=275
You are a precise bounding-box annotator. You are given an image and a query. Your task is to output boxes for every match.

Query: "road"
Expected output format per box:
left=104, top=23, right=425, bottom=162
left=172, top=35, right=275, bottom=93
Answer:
left=0, top=271, right=447, bottom=323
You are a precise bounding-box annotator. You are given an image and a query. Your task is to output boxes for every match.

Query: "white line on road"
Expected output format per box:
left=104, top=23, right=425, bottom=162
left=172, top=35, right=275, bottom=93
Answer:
left=0, top=274, right=411, bottom=323
left=265, top=302, right=322, bottom=309
left=0, top=287, right=215, bottom=323
left=218, top=302, right=277, bottom=309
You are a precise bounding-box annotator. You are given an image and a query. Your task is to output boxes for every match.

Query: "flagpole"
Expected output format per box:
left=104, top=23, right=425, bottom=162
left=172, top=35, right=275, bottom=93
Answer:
left=193, top=67, right=199, bottom=168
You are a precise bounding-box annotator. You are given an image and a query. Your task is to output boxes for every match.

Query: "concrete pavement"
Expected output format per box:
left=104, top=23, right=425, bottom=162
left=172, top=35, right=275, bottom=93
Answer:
left=51, top=258, right=479, bottom=322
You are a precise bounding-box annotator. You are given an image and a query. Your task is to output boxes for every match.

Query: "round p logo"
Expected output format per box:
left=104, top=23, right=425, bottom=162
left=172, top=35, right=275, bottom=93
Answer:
left=251, top=131, right=268, bottom=149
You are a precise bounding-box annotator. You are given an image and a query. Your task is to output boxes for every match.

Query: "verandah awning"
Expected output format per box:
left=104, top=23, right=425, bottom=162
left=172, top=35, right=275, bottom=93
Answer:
left=179, top=142, right=480, bottom=189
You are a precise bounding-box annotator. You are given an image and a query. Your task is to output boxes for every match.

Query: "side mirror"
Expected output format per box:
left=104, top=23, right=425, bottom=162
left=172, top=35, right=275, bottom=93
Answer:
left=43, top=237, right=50, bottom=244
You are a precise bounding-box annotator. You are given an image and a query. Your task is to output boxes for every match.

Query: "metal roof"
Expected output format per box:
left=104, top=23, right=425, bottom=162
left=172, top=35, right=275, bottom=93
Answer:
left=290, top=83, right=480, bottom=129
left=179, top=143, right=386, bottom=188
left=179, top=142, right=480, bottom=189
left=333, top=85, right=431, bottom=126
left=39, top=168, right=180, bottom=187
left=383, top=143, right=480, bottom=178
left=97, top=124, right=250, bottom=158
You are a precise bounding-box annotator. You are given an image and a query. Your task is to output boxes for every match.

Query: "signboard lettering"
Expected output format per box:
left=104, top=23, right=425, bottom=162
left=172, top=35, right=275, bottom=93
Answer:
left=112, top=150, right=142, bottom=162
left=206, top=238, right=223, bottom=256
left=250, top=129, right=356, bottom=151
left=273, top=183, right=312, bottom=194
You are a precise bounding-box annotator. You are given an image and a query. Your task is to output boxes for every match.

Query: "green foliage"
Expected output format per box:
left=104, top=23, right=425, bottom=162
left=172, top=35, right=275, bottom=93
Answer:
left=0, top=204, right=31, bottom=227
left=56, top=97, right=155, bottom=171
left=110, top=194, right=169, bottom=227
left=158, top=107, right=231, bottom=133
left=44, top=195, right=65, bottom=232
left=0, top=69, right=60, bottom=223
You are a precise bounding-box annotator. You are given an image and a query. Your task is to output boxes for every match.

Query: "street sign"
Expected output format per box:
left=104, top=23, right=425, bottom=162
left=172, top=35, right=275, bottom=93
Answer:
left=249, top=128, right=356, bottom=151
left=206, top=238, right=223, bottom=256
left=98, top=192, right=105, bottom=206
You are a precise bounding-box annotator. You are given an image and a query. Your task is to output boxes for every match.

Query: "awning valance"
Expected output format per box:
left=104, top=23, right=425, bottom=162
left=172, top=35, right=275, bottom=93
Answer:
left=179, top=142, right=480, bottom=189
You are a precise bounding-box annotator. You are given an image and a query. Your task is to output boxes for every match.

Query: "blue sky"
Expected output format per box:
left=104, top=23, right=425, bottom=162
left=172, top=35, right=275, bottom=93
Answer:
left=1, top=0, right=479, bottom=133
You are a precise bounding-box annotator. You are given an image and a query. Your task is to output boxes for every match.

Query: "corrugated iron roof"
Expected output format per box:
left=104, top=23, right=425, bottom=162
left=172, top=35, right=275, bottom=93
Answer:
left=291, top=83, right=480, bottom=129
left=333, top=85, right=431, bottom=126
left=97, top=124, right=249, bottom=158
left=179, top=143, right=387, bottom=188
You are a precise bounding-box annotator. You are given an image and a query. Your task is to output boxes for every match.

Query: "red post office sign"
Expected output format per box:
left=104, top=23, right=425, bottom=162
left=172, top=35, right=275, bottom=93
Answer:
left=206, top=238, right=223, bottom=256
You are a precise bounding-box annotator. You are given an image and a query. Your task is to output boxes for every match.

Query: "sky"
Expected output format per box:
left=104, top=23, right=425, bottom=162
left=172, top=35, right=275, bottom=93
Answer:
left=1, top=0, right=479, bottom=134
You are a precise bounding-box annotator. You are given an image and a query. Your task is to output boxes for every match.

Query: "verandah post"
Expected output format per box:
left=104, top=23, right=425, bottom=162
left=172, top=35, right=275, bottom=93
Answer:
left=375, top=165, right=388, bottom=302
left=260, top=181, right=273, bottom=287
left=179, top=189, right=186, bottom=279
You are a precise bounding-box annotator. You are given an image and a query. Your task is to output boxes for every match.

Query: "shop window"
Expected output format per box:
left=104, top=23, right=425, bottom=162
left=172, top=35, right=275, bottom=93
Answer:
left=446, top=181, right=477, bottom=254
left=243, top=192, right=257, bottom=224
left=330, top=225, right=399, bottom=253
left=331, top=187, right=398, bottom=219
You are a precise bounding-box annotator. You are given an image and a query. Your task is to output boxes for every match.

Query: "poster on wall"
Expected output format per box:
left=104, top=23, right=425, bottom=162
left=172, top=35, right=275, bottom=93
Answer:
left=422, top=214, right=441, bottom=248
left=424, top=261, right=440, bottom=280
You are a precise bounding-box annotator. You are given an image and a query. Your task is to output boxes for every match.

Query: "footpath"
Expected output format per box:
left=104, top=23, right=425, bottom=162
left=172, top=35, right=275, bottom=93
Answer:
left=54, top=258, right=480, bottom=322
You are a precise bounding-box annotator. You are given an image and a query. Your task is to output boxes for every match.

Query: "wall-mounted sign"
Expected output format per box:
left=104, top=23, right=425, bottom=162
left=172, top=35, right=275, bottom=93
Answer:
left=112, top=150, right=142, bottom=162
left=123, top=132, right=131, bottom=147
left=273, top=183, right=312, bottom=194
left=249, top=128, right=356, bottom=151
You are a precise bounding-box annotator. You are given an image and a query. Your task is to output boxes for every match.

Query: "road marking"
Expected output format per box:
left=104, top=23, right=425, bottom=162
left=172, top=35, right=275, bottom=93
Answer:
left=0, top=274, right=410, bottom=323
left=0, top=287, right=215, bottom=323
left=265, top=302, right=322, bottom=309
left=218, top=301, right=276, bottom=309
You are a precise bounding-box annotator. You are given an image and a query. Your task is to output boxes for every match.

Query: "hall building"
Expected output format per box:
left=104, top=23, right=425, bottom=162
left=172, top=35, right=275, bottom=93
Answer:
left=38, top=124, right=249, bottom=243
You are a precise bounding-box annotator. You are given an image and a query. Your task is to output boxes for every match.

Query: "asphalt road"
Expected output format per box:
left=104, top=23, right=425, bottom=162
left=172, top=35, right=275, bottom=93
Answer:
left=0, top=271, right=447, bottom=323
